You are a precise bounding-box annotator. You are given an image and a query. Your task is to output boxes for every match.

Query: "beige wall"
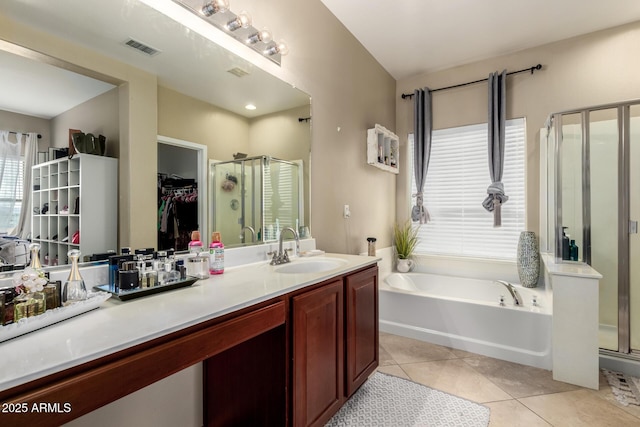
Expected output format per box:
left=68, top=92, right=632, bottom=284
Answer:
left=396, top=21, right=640, bottom=235
left=157, top=86, right=250, bottom=160
left=51, top=88, right=119, bottom=157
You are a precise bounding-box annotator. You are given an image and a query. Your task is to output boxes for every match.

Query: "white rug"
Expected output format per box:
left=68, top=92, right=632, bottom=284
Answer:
left=602, top=369, right=640, bottom=406
left=326, top=372, right=490, bottom=427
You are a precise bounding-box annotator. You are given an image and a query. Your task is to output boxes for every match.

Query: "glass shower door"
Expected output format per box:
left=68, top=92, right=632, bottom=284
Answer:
left=589, top=109, right=620, bottom=352
left=629, top=105, right=640, bottom=352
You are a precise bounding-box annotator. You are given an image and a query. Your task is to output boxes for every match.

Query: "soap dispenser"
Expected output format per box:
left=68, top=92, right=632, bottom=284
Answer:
left=561, top=227, right=570, bottom=260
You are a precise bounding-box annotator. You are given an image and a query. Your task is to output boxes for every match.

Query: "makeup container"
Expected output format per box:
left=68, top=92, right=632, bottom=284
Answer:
left=119, top=261, right=140, bottom=290
left=186, top=256, right=210, bottom=279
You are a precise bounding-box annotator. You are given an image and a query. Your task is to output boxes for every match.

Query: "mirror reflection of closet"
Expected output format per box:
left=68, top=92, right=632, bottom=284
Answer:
left=157, top=137, right=207, bottom=252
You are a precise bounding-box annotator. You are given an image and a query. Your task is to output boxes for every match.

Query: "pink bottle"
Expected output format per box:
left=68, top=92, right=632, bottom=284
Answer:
left=188, top=230, right=203, bottom=254
left=209, top=232, right=224, bottom=275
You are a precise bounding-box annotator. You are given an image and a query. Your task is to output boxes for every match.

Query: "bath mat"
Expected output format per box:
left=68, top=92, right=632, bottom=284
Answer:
left=325, top=372, right=490, bottom=426
left=602, top=368, right=640, bottom=406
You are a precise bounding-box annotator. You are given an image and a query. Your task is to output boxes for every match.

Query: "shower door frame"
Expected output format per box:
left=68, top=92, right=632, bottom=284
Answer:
left=550, top=99, right=637, bottom=356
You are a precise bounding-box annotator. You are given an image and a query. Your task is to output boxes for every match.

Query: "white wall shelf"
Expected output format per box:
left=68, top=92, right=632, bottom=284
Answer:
left=31, top=154, right=118, bottom=265
left=367, top=124, right=399, bottom=174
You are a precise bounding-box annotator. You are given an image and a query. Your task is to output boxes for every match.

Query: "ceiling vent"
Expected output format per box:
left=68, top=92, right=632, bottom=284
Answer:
left=227, top=67, right=250, bottom=78
left=124, top=38, right=160, bottom=56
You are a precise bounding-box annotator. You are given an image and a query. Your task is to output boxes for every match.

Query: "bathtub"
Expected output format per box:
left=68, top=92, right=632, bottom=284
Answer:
left=379, top=273, right=552, bottom=370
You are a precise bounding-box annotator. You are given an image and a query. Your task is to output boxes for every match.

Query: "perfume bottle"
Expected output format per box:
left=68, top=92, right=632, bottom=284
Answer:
left=29, top=242, right=43, bottom=269
left=63, top=249, right=87, bottom=305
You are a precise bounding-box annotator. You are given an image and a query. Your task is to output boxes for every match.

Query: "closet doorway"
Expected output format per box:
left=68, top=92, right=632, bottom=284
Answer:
left=157, top=136, right=207, bottom=251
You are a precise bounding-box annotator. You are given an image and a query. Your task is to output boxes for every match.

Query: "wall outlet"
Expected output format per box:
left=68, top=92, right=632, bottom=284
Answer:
left=343, top=204, right=351, bottom=218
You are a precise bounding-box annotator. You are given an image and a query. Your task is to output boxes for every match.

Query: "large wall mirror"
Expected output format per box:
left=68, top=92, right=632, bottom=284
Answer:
left=0, top=0, right=311, bottom=266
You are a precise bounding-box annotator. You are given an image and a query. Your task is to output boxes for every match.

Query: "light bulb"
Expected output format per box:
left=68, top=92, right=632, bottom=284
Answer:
left=200, top=0, right=229, bottom=17
left=226, top=10, right=252, bottom=31
left=276, top=40, right=289, bottom=56
left=247, top=28, right=272, bottom=44
left=265, top=40, right=289, bottom=56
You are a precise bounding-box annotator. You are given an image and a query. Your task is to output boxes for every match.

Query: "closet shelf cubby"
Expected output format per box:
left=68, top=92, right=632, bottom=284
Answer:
left=32, top=154, right=117, bottom=266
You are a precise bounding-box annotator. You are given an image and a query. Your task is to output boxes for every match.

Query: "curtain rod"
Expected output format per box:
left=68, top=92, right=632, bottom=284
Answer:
left=401, top=64, right=542, bottom=99
left=8, top=130, right=42, bottom=139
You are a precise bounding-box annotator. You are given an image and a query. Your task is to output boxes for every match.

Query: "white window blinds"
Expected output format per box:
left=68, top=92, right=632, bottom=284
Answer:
left=409, top=118, right=525, bottom=260
left=0, top=157, right=24, bottom=233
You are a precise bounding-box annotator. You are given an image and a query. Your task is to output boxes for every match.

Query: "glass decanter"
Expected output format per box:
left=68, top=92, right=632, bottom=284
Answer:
left=63, top=249, right=87, bottom=305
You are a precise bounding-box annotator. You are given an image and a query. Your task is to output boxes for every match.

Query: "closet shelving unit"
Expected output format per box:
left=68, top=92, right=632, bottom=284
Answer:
left=31, top=154, right=117, bottom=265
left=366, top=124, right=399, bottom=174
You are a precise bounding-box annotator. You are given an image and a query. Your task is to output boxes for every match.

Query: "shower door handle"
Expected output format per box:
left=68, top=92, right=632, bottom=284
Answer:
left=630, top=220, right=638, bottom=234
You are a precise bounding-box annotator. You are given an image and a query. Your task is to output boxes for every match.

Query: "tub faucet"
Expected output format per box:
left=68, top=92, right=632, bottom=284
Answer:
left=495, top=280, right=522, bottom=306
left=240, top=226, right=256, bottom=243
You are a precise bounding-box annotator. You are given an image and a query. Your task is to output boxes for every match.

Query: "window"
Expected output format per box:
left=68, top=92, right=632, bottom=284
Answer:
left=0, top=157, right=24, bottom=234
left=409, top=118, right=525, bottom=260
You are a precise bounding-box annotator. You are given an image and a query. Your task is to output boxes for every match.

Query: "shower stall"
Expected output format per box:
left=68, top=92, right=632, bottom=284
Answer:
left=209, top=156, right=303, bottom=248
left=543, top=99, right=640, bottom=357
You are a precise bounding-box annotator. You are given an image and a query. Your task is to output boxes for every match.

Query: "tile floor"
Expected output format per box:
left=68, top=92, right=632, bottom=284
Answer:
left=377, top=332, right=640, bottom=426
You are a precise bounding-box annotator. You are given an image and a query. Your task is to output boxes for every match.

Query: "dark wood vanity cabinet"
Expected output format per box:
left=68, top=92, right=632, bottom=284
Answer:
left=292, top=279, right=345, bottom=427
left=345, top=266, right=379, bottom=397
left=292, top=265, right=379, bottom=427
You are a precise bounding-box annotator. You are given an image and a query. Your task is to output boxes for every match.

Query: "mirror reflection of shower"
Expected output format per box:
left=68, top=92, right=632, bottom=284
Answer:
left=210, top=156, right=303, bottom=248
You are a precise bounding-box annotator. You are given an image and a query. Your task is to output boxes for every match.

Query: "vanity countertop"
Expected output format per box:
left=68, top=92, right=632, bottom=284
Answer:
left=0, top=253, right=379, bottom=393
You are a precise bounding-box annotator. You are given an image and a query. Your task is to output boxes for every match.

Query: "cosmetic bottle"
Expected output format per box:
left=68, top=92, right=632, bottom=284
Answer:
left=119, top=261, right=140, bottom=290
left=164, top=261, right=180, bottom=283
left=367, top=237, right=377, bottom=257
left=63, top=249, right=87, bottom=305
left=109, top=254, right=134, bottom=291
left=209, top=232, right=224, bottom=275
left=189, top=231, right=203, bottom=255
left=145, top=261, right=157, bottom=287
left=570, top=239, right=579, bottom=261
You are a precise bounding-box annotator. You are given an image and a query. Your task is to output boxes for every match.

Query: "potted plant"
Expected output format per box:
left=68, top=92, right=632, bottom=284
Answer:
left=393, top=220, right=419, bottom=273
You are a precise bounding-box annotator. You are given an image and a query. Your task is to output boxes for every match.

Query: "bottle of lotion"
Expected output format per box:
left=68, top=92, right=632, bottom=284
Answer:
left=209, top=232, right=224, bottom=275
left=188, top=230, right=203, bottom=255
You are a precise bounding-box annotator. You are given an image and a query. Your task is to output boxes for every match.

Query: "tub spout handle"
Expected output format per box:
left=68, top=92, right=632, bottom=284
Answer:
left=495, top=280, right=522, bottom=306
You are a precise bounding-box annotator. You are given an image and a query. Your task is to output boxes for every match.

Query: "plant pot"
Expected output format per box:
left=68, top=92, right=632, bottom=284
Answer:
left=396, top=259, right=414, bottom=273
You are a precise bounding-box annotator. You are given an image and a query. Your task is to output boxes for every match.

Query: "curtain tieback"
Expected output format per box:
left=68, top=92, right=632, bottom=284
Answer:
left=482, top=182, right=508, bottom=212
left=411, top=192, right=431, bottom=224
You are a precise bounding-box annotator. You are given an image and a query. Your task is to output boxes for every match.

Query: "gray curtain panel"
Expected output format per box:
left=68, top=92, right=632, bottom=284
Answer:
left=482, top=70, right=508, bottom=227
left=412, top=88, right=432, bottom=224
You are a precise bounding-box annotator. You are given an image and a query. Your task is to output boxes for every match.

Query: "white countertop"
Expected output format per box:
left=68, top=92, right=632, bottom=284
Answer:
left=0, top=253, right=379, bottom=393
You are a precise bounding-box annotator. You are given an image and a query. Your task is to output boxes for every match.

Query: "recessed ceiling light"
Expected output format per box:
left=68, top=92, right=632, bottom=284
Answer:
left=245, top=104, right=257, bottom=110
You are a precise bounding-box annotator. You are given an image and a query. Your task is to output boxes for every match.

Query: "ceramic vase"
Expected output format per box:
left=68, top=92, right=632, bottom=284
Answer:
left=396, top=259, right=414, bottom=273
left=517, top=231, right=540, bottom=288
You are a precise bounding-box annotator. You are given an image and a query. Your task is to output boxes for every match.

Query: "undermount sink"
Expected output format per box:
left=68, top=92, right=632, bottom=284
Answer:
left=275, top=258, right=348, bottom=274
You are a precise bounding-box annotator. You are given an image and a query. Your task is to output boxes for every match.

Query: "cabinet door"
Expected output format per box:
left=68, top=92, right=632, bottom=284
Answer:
left=293, top=279, right=344, bottom=427
left=345, top=266, right=379, bottom=397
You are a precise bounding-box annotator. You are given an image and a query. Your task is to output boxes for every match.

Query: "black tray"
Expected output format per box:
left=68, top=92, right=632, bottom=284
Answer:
left=93, top=276, right=199, bottom=301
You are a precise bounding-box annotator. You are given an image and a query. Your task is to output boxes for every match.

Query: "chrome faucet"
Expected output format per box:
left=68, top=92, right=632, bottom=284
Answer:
left=240, top=226, right=256, bottom=243
left=269, top=227, right=299, bottom=265
left=495, top=280, right=522, bottom=306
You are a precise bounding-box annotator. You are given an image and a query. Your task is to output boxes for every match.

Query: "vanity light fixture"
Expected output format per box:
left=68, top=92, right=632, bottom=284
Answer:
left=173, top=0, right=289, bottom=65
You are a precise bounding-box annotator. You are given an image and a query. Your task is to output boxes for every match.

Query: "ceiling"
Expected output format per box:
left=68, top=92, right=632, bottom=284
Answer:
left=1, top=0, right=309, bottom=119
left=320, top=0, right=640, bottom=80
